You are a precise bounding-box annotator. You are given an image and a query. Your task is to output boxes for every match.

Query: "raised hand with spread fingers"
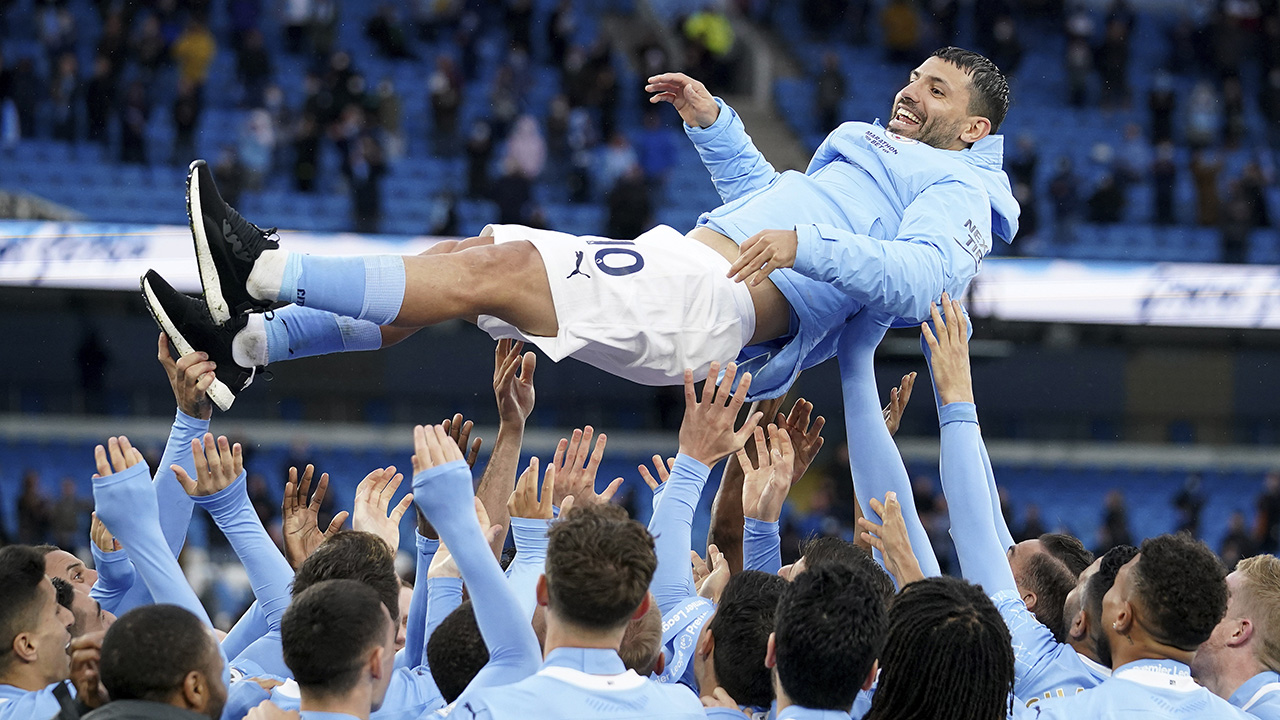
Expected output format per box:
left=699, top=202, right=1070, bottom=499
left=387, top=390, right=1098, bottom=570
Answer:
left=281, top=464, right=349, bottom=570
left=855, top=491, right=925, bottom=588
left=353, top=466, right=414, bottom=553
left=549, top=427, right=623, bottom=508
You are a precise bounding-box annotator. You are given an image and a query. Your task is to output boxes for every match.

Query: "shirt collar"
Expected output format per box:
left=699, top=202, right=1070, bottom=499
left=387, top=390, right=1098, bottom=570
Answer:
left=543, top=647, right=627, bottom=675
left=776, top=705, right=851, bottom=720
left=300, top=712, right=364, bottom=720
left=1230, top=670, right=1280, bottom=708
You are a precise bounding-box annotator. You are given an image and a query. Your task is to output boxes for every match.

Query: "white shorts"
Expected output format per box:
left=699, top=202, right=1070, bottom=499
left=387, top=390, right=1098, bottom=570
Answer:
left=476, top=224, right=755, bottom=386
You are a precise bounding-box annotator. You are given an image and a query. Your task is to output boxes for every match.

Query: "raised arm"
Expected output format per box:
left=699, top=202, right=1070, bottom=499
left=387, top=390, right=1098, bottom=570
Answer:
left=154, top=333, right=214, bottom=556
left=739, top=426, right=795, bottom=575
left=506, top=458, right=558, bottom=622
left=835, top=312, right=940, bottom=579
left=649, top=363, right=761, bottom=614
left=647, top=72, right=780, bottom=203
left=473, top=339, right=538, bottom=556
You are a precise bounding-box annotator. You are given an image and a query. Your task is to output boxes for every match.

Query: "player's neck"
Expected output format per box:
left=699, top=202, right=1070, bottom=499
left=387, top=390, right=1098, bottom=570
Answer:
left=300, top=688, right=371, bottom=720
left=1201, top=649, right=1267, bottom=701
left=543, top=617, right=625, bottom=660
left=0, top=663, right=60, bottom=692
left=1068, top=634, right=1103, bottom=665
left=1110, top=633, right=1194, bottom=670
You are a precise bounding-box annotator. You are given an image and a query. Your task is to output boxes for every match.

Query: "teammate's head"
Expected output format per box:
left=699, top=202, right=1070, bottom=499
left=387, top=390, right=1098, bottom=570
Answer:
left=1192, top=555, right=1280, bottom=694
left=37, top=545, right=98, bottom=589
left=397, top=578, right=413, bottom=654
left=1105, top=534, right=1227, bottom=654
left=99, top=604, right=226, bottom=720
left=0, top=545, right=74, bottom=685
left=282, top=579, right=397, bottom=711
left=1078, top=544, right=1138, bottom=666
left=426, top=600, right=488, bottom=704
left=1006, top=538, right=1079, bottom=642
left=293, top=530, right=401, bottom=626
left=887, top=47, right=1009, bottom=150
left=787, top=537, right=895, bottom=607
left=770, top=563, right=886, bottom=712
left=1039, top=533, right=1094, bottom=578
left=867, top=576, right=1014, bottom=720
left=51, top=577, right=115, bottom=638
left=701, top=571, right=788, bottom=709
left=619, top=591, right=664, bottom=676
left=540, top=504, right=656, bottom=634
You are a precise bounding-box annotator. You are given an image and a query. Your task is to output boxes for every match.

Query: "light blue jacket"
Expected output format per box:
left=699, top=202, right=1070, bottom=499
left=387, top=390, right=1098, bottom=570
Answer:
left=685, top=99, right=1019, bottom=398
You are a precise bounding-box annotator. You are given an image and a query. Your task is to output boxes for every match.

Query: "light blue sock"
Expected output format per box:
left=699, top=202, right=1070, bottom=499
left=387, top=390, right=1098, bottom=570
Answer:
left=264, top=305, right=384, bottom=363
left=282, top=253, right=406, bottom=325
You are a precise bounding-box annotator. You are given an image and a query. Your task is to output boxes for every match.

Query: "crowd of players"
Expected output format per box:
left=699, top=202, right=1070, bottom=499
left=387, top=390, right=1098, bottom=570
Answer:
left=0, top=294, right=1272, bottom=720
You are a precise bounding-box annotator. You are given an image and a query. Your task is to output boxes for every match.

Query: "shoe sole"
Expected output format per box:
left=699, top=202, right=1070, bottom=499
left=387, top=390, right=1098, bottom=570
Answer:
left=186, top=163, right=232, bottom=326
left=142, top=274, right=236, bottom=412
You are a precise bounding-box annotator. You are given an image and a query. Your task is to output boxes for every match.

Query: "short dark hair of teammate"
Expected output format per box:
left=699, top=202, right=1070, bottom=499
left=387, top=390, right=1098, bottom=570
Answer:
left=706, top=570, right=787, bottom=708
left=797, top=536, right=895, bottom=607
left=1129, top=533, right=1227, bottom=651
left=1086, top=544, right=1138, bottom=666
left=867, top=576, right=1014, bottom=720
left=426, top=600, right=488, bottom=704
left=99, top=604, right=226, bottom=719
left=0, top=545, right=73, bottom=685
left=292, top=530, right=401, bottom=625
left=1039, top=533, right=1094, bottom=579
left=542, top=504, right=656, bottom=630
left=51, top=576, right=75, bottom=614
left=1022, top=551, right=1077, bottom=643
left=283, top=579, right=397, bottom=708
left=772, top=563, right=886, bottom=712
left=930, top=47, right=1011, bottom=132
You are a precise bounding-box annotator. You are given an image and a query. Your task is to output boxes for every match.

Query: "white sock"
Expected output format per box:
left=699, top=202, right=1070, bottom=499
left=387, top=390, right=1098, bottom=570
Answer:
left=247, top=249, right=289, bottom=302
left=232, top=313, right=269, bottom=367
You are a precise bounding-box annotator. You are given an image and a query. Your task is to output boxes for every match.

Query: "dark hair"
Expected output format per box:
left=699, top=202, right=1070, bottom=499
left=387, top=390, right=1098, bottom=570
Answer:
left=426, top=600, right=488, bottom=704
left=619, top=595, right=662, bottom=676
left=0, top=546, right=52, bottom=675
left=1022, top=552, right=1076, bottom=643
left=801, top=537, right=895, bottom=607
left=707, top=571, right=787, bottom=708
left=930, top=47, right=1010, bottom=133
left=1086, top=544, right=1138, bottom=667
left=282, top=579, right=391, bottom=698
left=545, top=504, right=656, bottom=630
left=32, top=545, right=61, bottom=558
left=100, top=605, right=219, bottom=703
left=1132, top=534, right=1227, bottom=651
left=51, top=577, right=75, bottom=612
left=293, top=531, right=400, bottom=624
left=1039, top=534, right=1094, bottom=578
left=867, top=576, right=1013, bottom=720
left=775, top=563, right=886, bottom=711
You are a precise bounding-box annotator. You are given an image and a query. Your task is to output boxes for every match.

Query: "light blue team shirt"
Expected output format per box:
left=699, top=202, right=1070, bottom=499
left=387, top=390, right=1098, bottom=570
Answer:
left=259, top=669, right=445, bottom=720
left=441, top=647, right=704, bottom=720
left=1025, top=659, right=1254, bottom=719
left=684, top=98, right=1019, bottom=399
left=777, top=706, right=853, bottom=720
left=0, top=682, right=66, bottom=720
left=301, top=712, right=362, bottom=720
left=1231, top=671, right=1280, bottom=720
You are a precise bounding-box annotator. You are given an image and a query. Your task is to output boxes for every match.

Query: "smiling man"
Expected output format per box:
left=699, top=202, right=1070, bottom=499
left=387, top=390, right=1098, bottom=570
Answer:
left=0, top=545, right=76, bottom=720
left=144, top=47, right=1016, bottom=414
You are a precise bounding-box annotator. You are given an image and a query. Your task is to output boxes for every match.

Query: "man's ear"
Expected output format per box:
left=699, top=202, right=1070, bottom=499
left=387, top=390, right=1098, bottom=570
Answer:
left=11, top=631, right=38, bottom=664
left=1228, top=618, right=1254, bottom=648
left=1068, top=607, right=1088, bottom=643
left=535, top=574, right=549, bottom=608
left=1113, top=600, right=1134, bottom=637
left=960, top=116, right=992, bottom=145
left=631, top=592, right=650, bottom=621
left=1022, top=589, right=1038, bottom=613
left=653, top=652, right=666, bottom=675
left=861, top=660, right=879, bottom=692
left=764, top=632, right=777, bottom=670
left=181, top=670, right=208, bottom=711
left=369, top=645, right=387, bottom=680
left=697, top=626, right=715, bottom=660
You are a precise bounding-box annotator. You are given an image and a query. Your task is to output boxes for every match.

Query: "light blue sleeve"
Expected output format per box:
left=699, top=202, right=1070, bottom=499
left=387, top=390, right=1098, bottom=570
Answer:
left=412, top=459, right=541, bottom=702
left=836, top=317, right=940, bottom=579
left=647, top=454, right=711, bottom=614
left=704, top=708, right=749, bottom=719
left=684, top=97, right=781, bottom=204
left=403, top=532, right=439, bottom=671
left=791, top=180, right=990, bottom=325
left=937, top=402, right=1018, bottom=595
left=91, top=462, right=219, bottom=638
left=155, top=409, right=206, bottom=556
left=193, top=473, right=295, bottom=632
left=742, top=517, right=781, bottom=575
left=424, top=576, right=464, bottom=672
left=507, top=517, right=550, bottom=622
left=221, top=602, right=269, bottom=661
left=0, top=685, right=63, bottom=720
left=88, top=541, right=138, bottom=614
left=231, top=631, right=289, bottom=681
left=220, top=679, right=271, bottom=720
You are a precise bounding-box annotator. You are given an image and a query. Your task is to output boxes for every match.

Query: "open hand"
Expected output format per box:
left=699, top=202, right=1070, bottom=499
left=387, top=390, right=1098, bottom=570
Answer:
left=645, top=72, right=720, bottom=128
left=158, top=332, right=215, bottom=420
left=638, top=455, right=675, bottom=492
left=508, top=458, right=557, bottom=520
left=775, top=398, right=825, bottom=482
left=93, top=436, right=146, bottom=478
left=441, top=414, right=482, bottom=469
left=856, top=491, right=925, bottom=587
left=282, top=465, right=348, bottom=569
left=678, top=362, right=762, bottom=467
left=728, top=229, right=798, bottom=287
left=883, top=372, right=917, bottom=436
left=921, top=292, right=973, bottom=406
left=353, top=466, right=413, bottom=553
left=172, top=433, right=243, bottom=497
left=738, top=425, right=795, bottom=523
left=696, top=543, right=730, bottom=603
left=411, top=424, right=466, bottom=476
left=550, top=427, right=622, bottom=507
left=494, top=339, right=536, bottom=425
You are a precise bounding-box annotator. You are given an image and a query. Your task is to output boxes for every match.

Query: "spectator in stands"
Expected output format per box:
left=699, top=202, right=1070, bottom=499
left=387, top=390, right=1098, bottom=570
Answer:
left=505, top=115, right=546, bottom=182
left=1263, top=68, right=1280, bottom=150
left=1064, top=36, right=1093, bottom=108
left=429, top=54, right=462, bottom=156
left=1148, top=71, right=1176, bottom=145
left=880, top=0, right=921, bottom=65
left=506, top=0, right=534, bottom=54
left=1017, top=504, right=1048, bottom=542
left=17, top=470, right=51, bottom=545
left=1094, top=489, right=1133, bottom=554
left=119, top=80, right=149, bottom=165
left=1087, top=172, right=1125, bottom=224
left=1219, top=511, right=1256, bottom=569
left=236, top=28, right=272, bottom=108
left=599, top=131, right=638, bottom=194
left=227, top=0, right=261, bottom=51
left=38, top=5, right=77, bottom=67
left=238, top=108, right=275, bottom=190
left=491, top=157, right=532, bottom=225
left=1186, top=81, right=1222, bottom=150
left=281, top=0, right=313, bottom=53
left=337, top=109, right=386, bottom=233
left=8, top=57, right=37, bottom=139
left=567, top=107, right=597, bottom=203
left=428, top=191, right=459, bottom=236
left=815, top=52, right=845, bottom=136
left=928, top=0, right=959, bottom=45
left=1191, top=149, right=1223, bottom=226
left=49, top=52, right=79, bottom=142
left=213, top=147, right=248, bottom=208
left=489, top=63, right=522, bottom=141
left=1254, top=472, right=1280, bottom=554
left=607, top=165, right=651, bottom=240
left=292, top=113, right=320, bottom=192
left=989, top=15, right=1024, bottom=78
left=1223, top=76, right=1247, bottom=148
left=84, top=55, right=115, bottom=145
left=367, top=3, right=415, bottom=60
left=1239, top=161, right=1272, bottom=228
left=548, top=0, right=576, bottom=68
left=1174, top=473, right=1206, bottom=537
left=684, top=6, right=736, bottom=88
left=1049, top=157, right=1081, bottom=242
left=1117, top=123, right=1150, bottom=184
left=465, top=119, right=494, bottom=199
left=1152, top=141, right=1177, bottom=224
left=636, top=108, right=677, bottom=188
left=172, top=17, right=216, bottom=94
left=171, top=79, right=201, bottom=165
left=1221, top=179, right=1254, bottom=264
left=1097, top=16, right=1132, bottom=111
left=51, top=478, right=90, bottom=553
